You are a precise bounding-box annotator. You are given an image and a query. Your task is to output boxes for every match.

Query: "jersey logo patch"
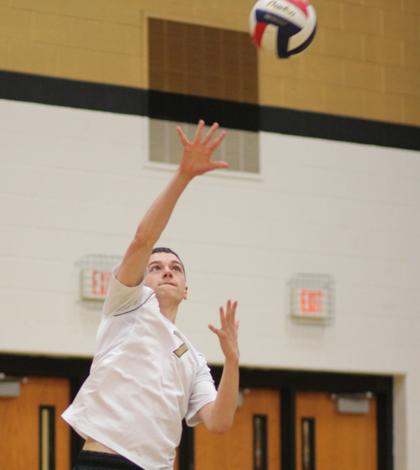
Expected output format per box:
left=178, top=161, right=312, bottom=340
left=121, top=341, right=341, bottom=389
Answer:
left=173, top=343, right=189, bottom=358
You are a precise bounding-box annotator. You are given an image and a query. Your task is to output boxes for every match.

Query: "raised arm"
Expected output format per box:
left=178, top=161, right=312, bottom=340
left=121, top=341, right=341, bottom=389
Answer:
left=116, top=120, right=227, bottom=287
left=198, top=300, right=240, bottom=432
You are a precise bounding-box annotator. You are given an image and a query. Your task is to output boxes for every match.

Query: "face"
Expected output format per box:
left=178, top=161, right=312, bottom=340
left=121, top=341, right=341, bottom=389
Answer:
left=144, top=252, right=188, bottom=303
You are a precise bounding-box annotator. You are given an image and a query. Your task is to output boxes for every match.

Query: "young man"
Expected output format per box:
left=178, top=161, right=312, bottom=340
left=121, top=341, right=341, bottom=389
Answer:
left=62, top=120, right=240, bottom=470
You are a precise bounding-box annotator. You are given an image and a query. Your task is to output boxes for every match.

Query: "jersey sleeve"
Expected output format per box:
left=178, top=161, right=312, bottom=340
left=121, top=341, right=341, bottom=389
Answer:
left=184, top=354, right=217, bottom=427
left=102, top=266, right=144, bottom=316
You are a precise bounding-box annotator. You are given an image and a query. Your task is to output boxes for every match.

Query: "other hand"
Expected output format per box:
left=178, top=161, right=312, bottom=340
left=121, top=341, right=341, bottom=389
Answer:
left=209, top=300, right=239, bottom=363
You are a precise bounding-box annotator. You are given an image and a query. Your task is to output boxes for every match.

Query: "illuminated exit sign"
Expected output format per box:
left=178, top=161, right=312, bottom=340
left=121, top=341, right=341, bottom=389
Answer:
left=289, top=274, right=334, bottom=324
left=78, top=254, right=121, bottom=303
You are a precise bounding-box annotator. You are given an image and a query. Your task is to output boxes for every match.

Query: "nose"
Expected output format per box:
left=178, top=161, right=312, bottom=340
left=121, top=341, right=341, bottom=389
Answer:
left=162, top=266, right=173, bottom=278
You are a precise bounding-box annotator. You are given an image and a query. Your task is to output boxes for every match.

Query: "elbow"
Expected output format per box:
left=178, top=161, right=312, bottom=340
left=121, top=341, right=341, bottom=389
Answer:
left=208, top=420, right=233, bottom=434
left=216, top=423, right=232, bottom=434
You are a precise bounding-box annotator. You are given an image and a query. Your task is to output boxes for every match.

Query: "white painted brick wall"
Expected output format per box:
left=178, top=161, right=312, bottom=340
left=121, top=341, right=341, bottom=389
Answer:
left=0, top=99, right=419, bottom=469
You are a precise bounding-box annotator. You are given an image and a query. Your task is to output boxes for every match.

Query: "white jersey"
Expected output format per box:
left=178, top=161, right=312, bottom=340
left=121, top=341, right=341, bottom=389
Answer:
left=62, top=273, right=217, bottom=470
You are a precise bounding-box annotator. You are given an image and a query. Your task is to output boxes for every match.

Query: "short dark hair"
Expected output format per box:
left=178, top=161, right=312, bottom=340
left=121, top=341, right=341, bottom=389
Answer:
left=151, top=247, right=185, bottom=275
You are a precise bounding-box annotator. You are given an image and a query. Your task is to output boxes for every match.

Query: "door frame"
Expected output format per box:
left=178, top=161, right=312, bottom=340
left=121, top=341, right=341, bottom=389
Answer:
left=209, top=366, right=392, bottom=470
left=0, top=354, right=392, bottom=470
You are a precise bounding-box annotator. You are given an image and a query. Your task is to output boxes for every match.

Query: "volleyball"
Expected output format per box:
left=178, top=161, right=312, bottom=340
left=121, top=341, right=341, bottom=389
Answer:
left=249, top=0, right=317, bottom=58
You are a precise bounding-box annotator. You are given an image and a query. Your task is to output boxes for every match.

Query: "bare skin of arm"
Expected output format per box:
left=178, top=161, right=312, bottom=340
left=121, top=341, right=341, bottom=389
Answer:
left=199, top=300, right=240, bottom=432
left=83, top=121, right=239, bottom=456
left=116, top=120, right=227, bottom=287
left=116, top=121, right=240, bottom=433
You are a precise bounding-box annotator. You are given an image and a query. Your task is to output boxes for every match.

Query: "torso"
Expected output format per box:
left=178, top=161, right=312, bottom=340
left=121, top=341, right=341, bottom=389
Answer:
left=83, top=437, right=117, bottom=454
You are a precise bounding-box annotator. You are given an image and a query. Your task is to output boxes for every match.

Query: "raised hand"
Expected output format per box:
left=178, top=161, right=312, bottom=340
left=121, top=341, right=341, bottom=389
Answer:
left=208, top=300, right=240, bottom=363
left=176, top=120, right=228, bottom=179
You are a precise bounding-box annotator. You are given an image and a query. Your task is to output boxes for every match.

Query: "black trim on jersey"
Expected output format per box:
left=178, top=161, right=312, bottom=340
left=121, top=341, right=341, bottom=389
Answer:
left=0, top=70, right=418, bottom=150
left=112, top=292, right=156, bottom=317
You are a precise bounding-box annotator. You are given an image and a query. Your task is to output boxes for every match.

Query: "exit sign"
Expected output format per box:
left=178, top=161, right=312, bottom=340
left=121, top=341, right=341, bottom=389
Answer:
left=289, top=274, right=334, bottom=324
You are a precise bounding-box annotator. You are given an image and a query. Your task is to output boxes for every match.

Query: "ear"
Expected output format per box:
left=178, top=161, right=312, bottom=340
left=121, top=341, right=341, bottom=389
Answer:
left=183, top=285, right=188, bottom=300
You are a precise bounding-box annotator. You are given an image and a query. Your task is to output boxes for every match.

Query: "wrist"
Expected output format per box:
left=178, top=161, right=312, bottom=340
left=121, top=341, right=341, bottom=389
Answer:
left=176, top=168, right=194, bottom=184
left=224, top=354, right=240, bottom=366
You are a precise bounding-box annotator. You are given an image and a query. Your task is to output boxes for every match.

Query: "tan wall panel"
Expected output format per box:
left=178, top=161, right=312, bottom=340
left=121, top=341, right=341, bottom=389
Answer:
left=385, top=66, right=420, bottom=96
left=0, top=5, right=32, bottom=40
left=404, top=95, right=420, bottom=123
left=12, top=0, right=60, bottom=14
left=259, top=53, right=305, bottom=80
left=361, top=0, right=402, bottom=10
left=55, top=46, right=143, bottom=87
left=60, top=0, right=143, bottom=26
left=259, top=74, right=285, bottom=107
left=343, top=61, right=384, bottom=92
left=280, top=78, right=327, bottom=113
left=8, top=38, right=59, bottom=77
left=403, top=0, right=420, bottom=14
left=319, top=29, right=364, bottom=61
left=342, top=4, right=383, bottom=35
left=256, top=0, right=419, bottom=126
left=0, top=3, right=146, bottom=87
left=383, top=10, right=419, bottom=41
left=360, top=90, right=404, bottom=123
left=302, top=54, right=344, bottom=86
left=363, top=36, right=403, bottom=66
left=0, top=41, right=8, bottom=68
left=324, top=85, right=405, bottom=124
left=0, top=0, right=419, bottom=125
left=312, top=0, right=343, bottom=30
left=325, top=85, right=367, bottom=119
left=143, top=0, right=254, bottom=32
left=404, top=41, right=420, bottom=69
left=13, top=0, right=142, bottom=25
left=30, top=13, right=142, bottom=57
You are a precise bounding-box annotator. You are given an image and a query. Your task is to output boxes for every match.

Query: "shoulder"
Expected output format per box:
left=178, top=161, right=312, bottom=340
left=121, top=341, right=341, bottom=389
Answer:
left=102, top=266, right=154, bottom=316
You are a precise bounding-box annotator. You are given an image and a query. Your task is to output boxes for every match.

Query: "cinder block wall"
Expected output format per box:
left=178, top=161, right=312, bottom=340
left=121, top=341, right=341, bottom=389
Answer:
left=0, top=3, right=419, bottom=470
left=1, top=0, right=419, bottom=124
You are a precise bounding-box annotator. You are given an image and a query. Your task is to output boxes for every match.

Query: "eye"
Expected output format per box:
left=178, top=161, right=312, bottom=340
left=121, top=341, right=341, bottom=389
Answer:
left=172, top=265, right=182, bottom=272
left=150, top=265, right=161, bottom=272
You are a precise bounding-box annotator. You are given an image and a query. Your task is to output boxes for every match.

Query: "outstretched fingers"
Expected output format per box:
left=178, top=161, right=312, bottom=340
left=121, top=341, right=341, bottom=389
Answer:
left=209, top=299, right=240, bottom=362
left=208, top=323, right=221, bottom=336
left=176, top=126, right=190, bottom=147
left=229, top=301, right=239, bottom=331
left=191, top=120, right=226, bottom=152
left=222, top=300, right=239, bottom=330
left=203, top=122, right=219, bottom=145
left=219, top=305, right=227, bottom=330
left=209, top=130, right=226, bottom=152
left=193, top=119, right=205, bottom=144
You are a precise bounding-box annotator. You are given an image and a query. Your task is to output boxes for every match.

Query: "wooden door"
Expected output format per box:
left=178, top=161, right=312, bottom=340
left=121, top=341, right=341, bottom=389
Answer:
left=0, top=376, right=70, bottom=470
left=195, top=388, right=281, bottom=470
left=296, top=392, right=377, bottom=470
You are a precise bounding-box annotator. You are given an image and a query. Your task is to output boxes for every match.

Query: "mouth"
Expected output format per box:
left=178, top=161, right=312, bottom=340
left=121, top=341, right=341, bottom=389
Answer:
left=159, top=282, right=176, bottom=287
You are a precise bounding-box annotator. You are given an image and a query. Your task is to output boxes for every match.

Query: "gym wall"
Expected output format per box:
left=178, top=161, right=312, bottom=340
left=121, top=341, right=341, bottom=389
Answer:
left=0, top=1, right=419, bottom=469
left=0, top=0, right=419, bottom=123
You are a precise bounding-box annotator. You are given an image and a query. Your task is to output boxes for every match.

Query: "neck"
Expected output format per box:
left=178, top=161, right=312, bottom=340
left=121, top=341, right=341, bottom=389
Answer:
left=158, top=299, right=179, bottom=323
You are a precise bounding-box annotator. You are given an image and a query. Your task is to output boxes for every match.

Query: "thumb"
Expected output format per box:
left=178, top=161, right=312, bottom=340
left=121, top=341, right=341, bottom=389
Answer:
left=211, top=161, right=229, bottom=170
left=208, top=324, right=220, bottom=335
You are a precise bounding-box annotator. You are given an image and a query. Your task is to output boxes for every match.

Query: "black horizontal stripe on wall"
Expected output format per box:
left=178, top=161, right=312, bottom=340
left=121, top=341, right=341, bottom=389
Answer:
left=0, top=70, right=147, bottom=116
left=0, top=70, right=419, bottom=151
left=261, top=106, right=420, bottom=151
left=148, top=89, right=259, bottom=132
